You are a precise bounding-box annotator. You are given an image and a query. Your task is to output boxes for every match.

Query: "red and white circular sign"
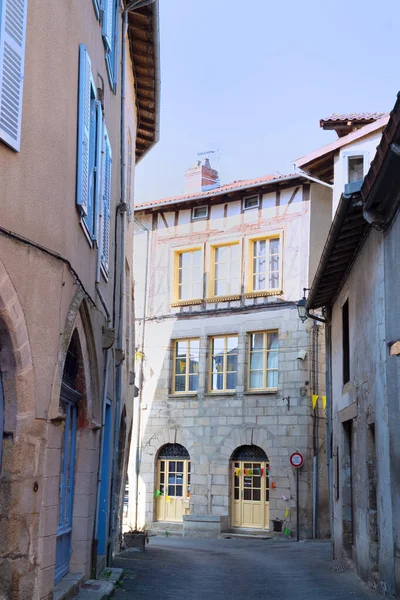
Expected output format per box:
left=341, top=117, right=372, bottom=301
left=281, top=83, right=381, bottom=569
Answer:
left=290, top=452, right=304, bottom=468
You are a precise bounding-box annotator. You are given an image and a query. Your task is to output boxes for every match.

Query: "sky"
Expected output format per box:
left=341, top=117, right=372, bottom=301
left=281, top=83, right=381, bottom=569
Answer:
left=134, top=0, right=400, bottom=204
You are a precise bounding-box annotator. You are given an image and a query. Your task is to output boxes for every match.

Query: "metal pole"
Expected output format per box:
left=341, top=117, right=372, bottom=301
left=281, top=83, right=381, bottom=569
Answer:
left=296, top=468, right=300, bottom=542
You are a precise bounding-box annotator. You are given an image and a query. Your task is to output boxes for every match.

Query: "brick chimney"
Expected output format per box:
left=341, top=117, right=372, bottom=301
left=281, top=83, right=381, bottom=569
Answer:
left=184, top=158, right=220, bottom=194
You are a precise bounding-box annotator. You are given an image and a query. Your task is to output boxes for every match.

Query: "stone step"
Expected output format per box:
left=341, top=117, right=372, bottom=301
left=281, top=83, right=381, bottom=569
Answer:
left=149, top=521, right=183, bottom=537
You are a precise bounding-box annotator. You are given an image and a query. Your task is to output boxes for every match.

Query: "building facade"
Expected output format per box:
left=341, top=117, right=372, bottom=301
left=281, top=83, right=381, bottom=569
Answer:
left=0, top=0, right=159, bottom=598
left=129, top=167, right=331, bottom=537
left=304, top=105, right=400, bottom=596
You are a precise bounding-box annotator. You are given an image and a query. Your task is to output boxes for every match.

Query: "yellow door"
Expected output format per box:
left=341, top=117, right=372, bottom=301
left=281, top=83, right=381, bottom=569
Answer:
left=231, top=460, right=270, bottom=529
left=156, top=459, right=190, bottom=522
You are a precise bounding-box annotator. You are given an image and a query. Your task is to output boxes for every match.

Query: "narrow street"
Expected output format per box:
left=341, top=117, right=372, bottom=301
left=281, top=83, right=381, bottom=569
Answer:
left=113, top=537, right=377, bottom=600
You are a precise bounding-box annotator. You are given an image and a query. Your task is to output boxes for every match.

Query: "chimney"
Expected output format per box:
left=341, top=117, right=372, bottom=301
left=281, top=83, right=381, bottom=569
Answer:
left=184, top=158, right=220, bottom=194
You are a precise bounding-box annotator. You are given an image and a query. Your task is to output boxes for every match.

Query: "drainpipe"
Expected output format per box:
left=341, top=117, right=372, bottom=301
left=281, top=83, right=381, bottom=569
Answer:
left=132, top=216, right=150, bottom=528
left=324, top=310, right=334, bottom=558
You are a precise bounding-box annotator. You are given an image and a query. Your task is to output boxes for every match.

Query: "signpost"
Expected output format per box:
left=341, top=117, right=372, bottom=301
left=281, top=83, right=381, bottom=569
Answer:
left=290, top=451, right=304, bottom=542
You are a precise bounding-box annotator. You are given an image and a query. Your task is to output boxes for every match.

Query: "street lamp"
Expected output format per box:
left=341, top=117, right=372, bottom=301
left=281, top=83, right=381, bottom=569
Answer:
left=297, top=288, right=310, bottom=323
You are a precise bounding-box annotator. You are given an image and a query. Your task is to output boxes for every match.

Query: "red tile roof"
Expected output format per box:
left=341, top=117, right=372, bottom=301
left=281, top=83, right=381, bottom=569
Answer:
left=135, top=172, right=300, bottom=210
left=320, top=112, right=388, bottom=125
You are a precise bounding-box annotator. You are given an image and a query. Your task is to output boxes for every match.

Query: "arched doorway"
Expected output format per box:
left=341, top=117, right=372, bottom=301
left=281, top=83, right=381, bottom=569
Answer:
left=55, top=333, right=82, bottom=584
left=156, top=443, right=190, bottom=522
left=231, top=445, right=270, bottom=530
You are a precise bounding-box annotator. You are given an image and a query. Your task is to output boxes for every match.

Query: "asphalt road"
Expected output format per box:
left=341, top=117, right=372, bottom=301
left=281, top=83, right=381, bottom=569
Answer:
left=113, top=536, right=378, bottom=600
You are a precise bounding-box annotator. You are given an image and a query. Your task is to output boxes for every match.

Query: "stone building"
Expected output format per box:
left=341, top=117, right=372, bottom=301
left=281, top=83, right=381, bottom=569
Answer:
left=129, top=163, right=331, bottom=537
left=305, top=99, right=400, bottom=596
left=0, top=0, right=159, bottom=598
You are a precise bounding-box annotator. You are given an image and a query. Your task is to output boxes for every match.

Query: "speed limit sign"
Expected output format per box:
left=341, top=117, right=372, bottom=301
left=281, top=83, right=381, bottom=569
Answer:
left=290, top=451, right=304, bottom=469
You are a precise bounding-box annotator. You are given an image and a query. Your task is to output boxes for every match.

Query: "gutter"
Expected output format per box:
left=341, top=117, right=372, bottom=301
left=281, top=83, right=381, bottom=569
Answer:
left=134, top=174, right=306, bottom=212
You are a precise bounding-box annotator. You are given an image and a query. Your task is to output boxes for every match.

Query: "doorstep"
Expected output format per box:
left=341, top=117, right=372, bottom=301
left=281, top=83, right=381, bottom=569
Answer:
left=220, top=528, right=272, bottom=540
left=73, top=568, right=124, bottom=599
left=54, top=573, right=86, bottom=600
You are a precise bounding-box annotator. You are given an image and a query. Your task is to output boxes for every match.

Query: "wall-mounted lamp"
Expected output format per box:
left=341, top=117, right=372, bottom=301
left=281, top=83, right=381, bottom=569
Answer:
left=297, top=288, right=310, bottom=323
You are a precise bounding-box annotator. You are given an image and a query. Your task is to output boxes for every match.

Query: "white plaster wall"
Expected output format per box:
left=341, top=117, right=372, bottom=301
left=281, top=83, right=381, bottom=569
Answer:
left=332, top=130, right=384, bottom=216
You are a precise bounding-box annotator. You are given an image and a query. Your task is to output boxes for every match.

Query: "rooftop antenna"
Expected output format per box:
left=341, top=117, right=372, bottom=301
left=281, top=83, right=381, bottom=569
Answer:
left=197, top=148, right=221, bottom=171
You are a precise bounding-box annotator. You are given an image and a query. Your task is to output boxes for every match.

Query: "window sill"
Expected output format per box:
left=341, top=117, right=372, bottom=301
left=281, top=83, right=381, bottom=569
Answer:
left=168, top=393, right=198, bottom=399
left=244, top=390, right=278, bottom=395
left=244, top=290, right=283, bottom=299
left=80, top=219, right=94, bottom=248
left=171, top=299, right=203, bottom=307
left=204, top=392, right=237, bottom=397
left=205, top=295, right=241, bottom=303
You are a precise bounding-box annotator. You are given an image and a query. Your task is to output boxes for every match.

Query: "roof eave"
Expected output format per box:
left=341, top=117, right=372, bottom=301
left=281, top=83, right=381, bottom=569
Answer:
left=134, top=174, right=308, bottom=212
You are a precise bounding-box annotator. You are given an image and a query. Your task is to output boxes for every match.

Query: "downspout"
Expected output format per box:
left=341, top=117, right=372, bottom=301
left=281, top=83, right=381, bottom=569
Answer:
left=108, top=7, right=128, bottom=562
left=132, top=216, right=150, bottom=528
left=325, top=309, right=334, bottom=558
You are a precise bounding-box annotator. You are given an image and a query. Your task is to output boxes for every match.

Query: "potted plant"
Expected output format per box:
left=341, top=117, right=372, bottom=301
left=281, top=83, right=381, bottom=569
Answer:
left=123, top=527, right=149, bottom=552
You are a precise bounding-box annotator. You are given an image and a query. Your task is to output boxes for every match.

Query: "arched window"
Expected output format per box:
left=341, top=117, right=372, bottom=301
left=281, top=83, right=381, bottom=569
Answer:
left=156, top=444, right=190, bottom=523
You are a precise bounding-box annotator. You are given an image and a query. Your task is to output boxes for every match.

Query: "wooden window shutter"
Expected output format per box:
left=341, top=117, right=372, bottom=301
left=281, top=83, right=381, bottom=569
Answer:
left=0, top=0, right=28, bottom=151
left=101, top=125, right=112, bottom=273
left=76, top=44, right=92, bottom=216
left=102, top=0, right=114, bottom=51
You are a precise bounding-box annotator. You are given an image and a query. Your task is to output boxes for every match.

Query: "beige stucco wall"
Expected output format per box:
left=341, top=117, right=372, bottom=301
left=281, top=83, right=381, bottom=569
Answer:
left=0, top=2, right=138, bottom=598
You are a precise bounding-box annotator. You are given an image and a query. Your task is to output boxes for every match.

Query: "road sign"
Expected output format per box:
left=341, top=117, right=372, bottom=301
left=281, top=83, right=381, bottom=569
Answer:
left=290, top=451, right=304, bottom=469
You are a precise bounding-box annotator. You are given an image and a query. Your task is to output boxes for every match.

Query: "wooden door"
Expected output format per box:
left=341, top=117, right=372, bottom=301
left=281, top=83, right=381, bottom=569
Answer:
left=156, top=459, right=190, bottom=522
left=232, top=460, right=270, bottom=529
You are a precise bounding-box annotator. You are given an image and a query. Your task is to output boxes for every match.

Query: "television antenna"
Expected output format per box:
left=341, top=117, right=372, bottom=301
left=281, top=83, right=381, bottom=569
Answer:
left=197, top=148, right=221, bottom=170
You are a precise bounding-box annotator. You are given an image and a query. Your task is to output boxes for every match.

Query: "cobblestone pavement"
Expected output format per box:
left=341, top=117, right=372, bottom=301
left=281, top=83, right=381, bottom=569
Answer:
left=113, top=536, right=378, bottom=600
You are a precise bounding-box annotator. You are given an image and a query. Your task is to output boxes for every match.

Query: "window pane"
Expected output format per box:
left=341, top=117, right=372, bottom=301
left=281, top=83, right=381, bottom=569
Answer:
left=251, top=333, right=264, bottom=350
left=192, top=281, right=202, bottom=298
left=231, top=244, right=240, bottom=261
left=175, top=375, right=186, bottom=392
left=189, top=375, right=198, bottom=391
left=215, top=279, right=228, bottom=296
left=227, top=372, right=237, bottom=389
left=348, top=157, right=364, bottom=183
left=230, top=277, right=240, bottom=294
left=267, top=370, right=278, bottom=388
left=176, top=485, right=183, bottom=497
left=176, top=340, right=188, bottom=356
left=160, top=473, right=164, bottom=484
left=250, top=351, right=263, bottom=370
left=212, top=373, right=224, bottom=390
left=180, top=253, right=191, bottom=268
left=250, top=371, right=263, bottom=388
left=176, top=358, right=186, bottom=375
left=255, top=240, right=266, bottom=256
left=168, top=485, right=175, bottom=496
left=216, top=246, right=228, bottom=263
left=253, top=489, right=261, bottom=501
left=234, top=487, right=239, bottom=500
left=227, top=354, right=237, bottom=373
left=267, top=351, right=278, bottom=370
left=160, top=461, right=165, bottom=472
left=212, top=355, right=224, bottom=373
left=269, top=272, right=279, bottom=289
left=212, top=338, right=225, bottom=355
left=169, top=461, right=175, bottom=472
left=244, top=488, right=252, bottom=500
left=177, top=462, right=184, bottom=473
left=227, top=336, right=238, bottom=352
left=267, top=332, right=279, bottom=350
left=168, top=474, right=176, bottom=484
left=269, top=238, right=279, bottom=254
left=253, top=476, right=261, bottom=488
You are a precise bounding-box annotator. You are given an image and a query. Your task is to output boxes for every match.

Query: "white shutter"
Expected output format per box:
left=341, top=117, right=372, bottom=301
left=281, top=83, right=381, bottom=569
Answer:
left=102, top=126, right=112, bottom=273
left=102, top=0, right=113, bottom=51
left=76, top=44, right=92, bottom=216
left=0, top=0, right=28, bottom=151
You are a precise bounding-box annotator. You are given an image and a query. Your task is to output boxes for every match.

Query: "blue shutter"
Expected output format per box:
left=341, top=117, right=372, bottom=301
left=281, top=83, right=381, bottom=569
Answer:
left=102, top=0, right=113, bottom=50
left=0, top=0, right=28, bottom=151
left=76, top=44, right=91, bottom=216
left=94, top=100, right=103, bottom=241
left=92, top=0, right=101, bottom=20
left=101, top=126, right=112, bottom=273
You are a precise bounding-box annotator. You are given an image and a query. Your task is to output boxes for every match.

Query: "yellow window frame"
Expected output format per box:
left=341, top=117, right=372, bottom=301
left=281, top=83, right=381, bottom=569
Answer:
left=209, top=334, right=238, bottom=393
left=172, top=338, right=200, bottom=394
left=247, top=330, right=279, bottom=391
left=246, top=233, right=282, bottom=297
left=172, top=246, right=203, bottom=305
left=208, top=241, right=241, bottom=301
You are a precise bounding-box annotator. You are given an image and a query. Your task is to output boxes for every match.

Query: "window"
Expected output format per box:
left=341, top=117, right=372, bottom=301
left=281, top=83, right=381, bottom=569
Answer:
left=210, top=335, right=238, bottom=392
left=249, top=236, right=281, bottom=293
left=101, top=125, right=112, bottom=273
left=174, top=248, right=203, bottom=302
left=173, top=339, right=200, bottom=394
left=342, top=299, right=350, bottom=384
left=92, top=0, right=100, bottom=19
left=211, top=242, right=240, bottom=297
left=348, top=156, right=364, bottom=183
left=0, top=0, right=28, bottom=151
left=76, top=45, right=103, bottom=241
left=192, top=206, right=208, bottom=220
left=243, top=195, right=260, bottom=210
left=248, top=331, right=278, bottom=390
left=102, top=0, right=118, bottom=91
